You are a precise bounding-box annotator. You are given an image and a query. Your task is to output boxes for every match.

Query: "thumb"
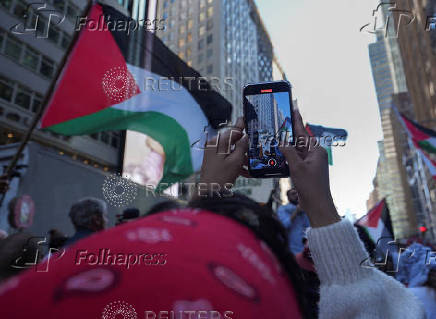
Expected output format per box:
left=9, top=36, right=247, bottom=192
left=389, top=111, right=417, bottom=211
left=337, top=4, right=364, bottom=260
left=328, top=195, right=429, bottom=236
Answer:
left=279, top=144, right=302, bottom=167
left=228, top=134, right=248, bottom=163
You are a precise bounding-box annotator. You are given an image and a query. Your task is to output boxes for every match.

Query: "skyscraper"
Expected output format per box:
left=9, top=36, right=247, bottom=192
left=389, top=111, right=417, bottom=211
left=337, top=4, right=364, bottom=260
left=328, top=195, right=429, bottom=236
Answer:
left=368, top=29, right=418, bottom=238
left=156, top=0, right=273, bottom=120
left=0, top=0, right=148, bottom=234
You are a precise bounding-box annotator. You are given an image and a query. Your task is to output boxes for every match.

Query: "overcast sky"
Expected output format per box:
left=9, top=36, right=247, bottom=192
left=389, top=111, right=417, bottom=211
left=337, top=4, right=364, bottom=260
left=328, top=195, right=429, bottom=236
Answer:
left=255, top=0, right=383, bottom=217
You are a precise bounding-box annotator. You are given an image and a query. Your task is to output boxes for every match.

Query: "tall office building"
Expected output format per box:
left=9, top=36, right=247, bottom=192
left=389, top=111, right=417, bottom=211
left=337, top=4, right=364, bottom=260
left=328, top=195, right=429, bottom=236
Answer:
left=0, top=0, right=151, bottom=234
left=369, top=29, right=418, bottom=238
left=393, top=0, right=436, bottom=128
left=156, top=0, right=273, bottom=120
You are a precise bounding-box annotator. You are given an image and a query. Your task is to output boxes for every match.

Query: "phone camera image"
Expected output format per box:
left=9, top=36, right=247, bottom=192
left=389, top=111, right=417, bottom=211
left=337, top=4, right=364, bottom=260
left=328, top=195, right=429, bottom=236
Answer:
left=244, top=90, right=293, bottom=174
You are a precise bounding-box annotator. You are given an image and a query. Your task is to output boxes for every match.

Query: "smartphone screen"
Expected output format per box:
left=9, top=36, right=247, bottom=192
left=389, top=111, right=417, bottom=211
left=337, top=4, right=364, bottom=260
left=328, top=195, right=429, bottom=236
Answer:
left=244, top=81, right=293, bottom=177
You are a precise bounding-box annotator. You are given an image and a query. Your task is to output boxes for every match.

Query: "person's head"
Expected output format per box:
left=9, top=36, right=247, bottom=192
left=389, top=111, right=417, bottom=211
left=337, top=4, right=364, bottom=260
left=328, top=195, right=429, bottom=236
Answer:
left=68, top=197, right=108, bottom=232
left=147, top=200, right=183, bottom=216
left=48, top=229, right=68, bottom=250
left=0, top=232, right=42, bottom=282
left=189, top=192, right=311, bottom=318
left=287, top=188, right=299, bottom=205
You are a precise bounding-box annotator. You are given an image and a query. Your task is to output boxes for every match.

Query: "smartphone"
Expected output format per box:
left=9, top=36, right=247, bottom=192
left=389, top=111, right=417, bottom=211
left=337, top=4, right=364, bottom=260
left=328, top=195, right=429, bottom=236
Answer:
left=243, top=80, right=294, bottom=178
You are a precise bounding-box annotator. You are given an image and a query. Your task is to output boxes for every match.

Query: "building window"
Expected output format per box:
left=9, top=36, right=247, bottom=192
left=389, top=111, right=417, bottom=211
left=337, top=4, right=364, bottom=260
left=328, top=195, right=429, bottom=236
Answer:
left=1, top=0, right=13, bottom=10
left=111, top=136, right=119, bottom=148
left=48, top=26, right=61, bottom=45
left=22, top=47, right=39, bottom=71
left=101, top=132, right=110, bottom=144
left=198, top=53, right=203, bottom=63
left=199, top=25, right=205, bottom=36
left=4, top=37, right=22, bottom=61
left=40, top=57, right=55, bottom=78
left=207, top=7, right=213, bottom=18
left=32, top=94, right=43, bottom=113
left=13, top=0, right=27, bottom=19
left=61, top=34, right=71, bottom=49
left=53, top=0, right=65, bottom=11
left=0, top=77, right=13, bottom=102
left=207, top=34, right=213, bottom=45
left=179, top=24, right=186, bottom=34
left=186, top=47, right=191, bottom=58
left=207, top=64, right=213, bottom=74
left=199, top=12, right=205, bottom=22
left=207, top=48, right=213, bottom=58
left=178, top=51, right=185, bottom=59
left=207, top=19, right=213, bottom=30
left=187, top=60, right=192, bottom=67
left=66, top=3, right=78, bottom=21
left=200, top=0, right=206, bottom=8
left=188, top=19, right=193, bottom=29
left=178, top=38, right=185, bottom=47
left=14, top=86, right=32, bottom=110
left=198, top=38, right=204, bottom=50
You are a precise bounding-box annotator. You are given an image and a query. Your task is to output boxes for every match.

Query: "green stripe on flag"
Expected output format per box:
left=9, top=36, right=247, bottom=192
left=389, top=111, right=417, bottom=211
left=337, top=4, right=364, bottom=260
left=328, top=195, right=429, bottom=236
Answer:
left=45, top=108, right=193, bottom=184
left=326, top=146, right=333, bottom=165
left=418, top=140, right=436, bottom=155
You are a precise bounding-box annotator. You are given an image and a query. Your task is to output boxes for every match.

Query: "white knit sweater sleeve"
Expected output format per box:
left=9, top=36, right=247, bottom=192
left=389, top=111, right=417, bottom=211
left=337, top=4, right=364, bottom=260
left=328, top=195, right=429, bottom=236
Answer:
left=307, top=219, right=425, bottom=319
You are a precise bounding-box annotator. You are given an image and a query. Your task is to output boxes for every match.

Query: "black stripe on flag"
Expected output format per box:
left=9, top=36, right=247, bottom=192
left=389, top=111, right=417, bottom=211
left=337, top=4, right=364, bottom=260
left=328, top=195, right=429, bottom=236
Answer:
left=401, top=113, right=436, bottom=138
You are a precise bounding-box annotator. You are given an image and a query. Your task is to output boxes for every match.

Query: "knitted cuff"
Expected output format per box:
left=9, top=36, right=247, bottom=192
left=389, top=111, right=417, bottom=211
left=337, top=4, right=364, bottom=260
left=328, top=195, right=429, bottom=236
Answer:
left=307, top=218, right=373, bottom=285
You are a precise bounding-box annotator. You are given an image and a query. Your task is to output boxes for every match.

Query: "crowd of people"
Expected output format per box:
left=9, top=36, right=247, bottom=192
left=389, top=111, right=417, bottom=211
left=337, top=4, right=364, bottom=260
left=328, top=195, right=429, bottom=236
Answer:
left=0, top=109, right=432, bottom=318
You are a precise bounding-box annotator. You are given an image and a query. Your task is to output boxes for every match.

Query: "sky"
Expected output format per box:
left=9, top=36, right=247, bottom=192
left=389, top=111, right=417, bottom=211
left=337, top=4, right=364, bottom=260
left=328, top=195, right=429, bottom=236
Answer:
left=255, top=0, right=383, bottom=217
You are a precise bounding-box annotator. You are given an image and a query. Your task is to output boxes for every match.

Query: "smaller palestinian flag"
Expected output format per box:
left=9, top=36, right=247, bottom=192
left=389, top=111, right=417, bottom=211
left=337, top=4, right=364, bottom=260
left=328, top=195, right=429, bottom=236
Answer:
left=400, top=113, right=436, bottom=155
left=305, top=124, right=348, bottom=165
left=413, top=140, right=436, bottom=180
left=355, top=198, right=394, bottom=256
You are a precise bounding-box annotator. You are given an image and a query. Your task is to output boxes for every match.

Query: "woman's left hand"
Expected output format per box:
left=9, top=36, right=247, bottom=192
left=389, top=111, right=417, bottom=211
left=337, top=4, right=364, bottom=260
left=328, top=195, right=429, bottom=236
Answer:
left=198, top=117, right=249, bottom=196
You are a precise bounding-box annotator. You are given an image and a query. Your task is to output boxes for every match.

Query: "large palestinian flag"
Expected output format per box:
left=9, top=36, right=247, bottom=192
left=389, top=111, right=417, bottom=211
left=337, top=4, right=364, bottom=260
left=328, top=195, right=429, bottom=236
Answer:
left=400, top=113, right=436, bottom=155
left=355, top=199, right=394, bottom=251
left=40, top=3, right=232, bottom=184
left=305, top=124, right=347, bottom=165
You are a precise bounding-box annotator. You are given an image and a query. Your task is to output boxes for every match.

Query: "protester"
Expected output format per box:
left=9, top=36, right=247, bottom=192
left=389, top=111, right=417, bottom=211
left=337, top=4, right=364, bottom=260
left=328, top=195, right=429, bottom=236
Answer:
left=146, top=199, right=183, bottom=215
left=0, top=232, right=42, bottom=282
left=63, top=197, right=108, bottom=247
left=277, top=188, right=310, bottom=255
left=0, top=110, right=425, bottom=318
left=48, top=229, right=68, bottom=250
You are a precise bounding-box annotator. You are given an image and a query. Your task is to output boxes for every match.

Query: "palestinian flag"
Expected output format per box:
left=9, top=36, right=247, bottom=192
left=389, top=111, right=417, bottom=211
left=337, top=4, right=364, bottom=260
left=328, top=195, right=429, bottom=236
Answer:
left=355, top=199, right=394, bottom=258
left=305, top=124, right=348, bottom=165
left=400, top=113, right=436, bottom=155
left=413, top=140, right=436, bottom=180
left=40, top=3, right=232, bottom=184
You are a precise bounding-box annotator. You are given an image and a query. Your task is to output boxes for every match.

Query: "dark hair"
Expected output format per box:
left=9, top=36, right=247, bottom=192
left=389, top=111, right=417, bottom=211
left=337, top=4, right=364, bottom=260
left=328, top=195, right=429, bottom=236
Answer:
left=189, top=192, right=312, bottom=318
left=147, top=200, right=183, bottom=216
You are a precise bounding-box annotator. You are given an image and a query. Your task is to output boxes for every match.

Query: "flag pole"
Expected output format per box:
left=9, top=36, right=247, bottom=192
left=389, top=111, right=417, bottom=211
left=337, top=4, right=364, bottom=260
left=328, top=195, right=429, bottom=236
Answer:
left=0, top=0, right=95, bottom=206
